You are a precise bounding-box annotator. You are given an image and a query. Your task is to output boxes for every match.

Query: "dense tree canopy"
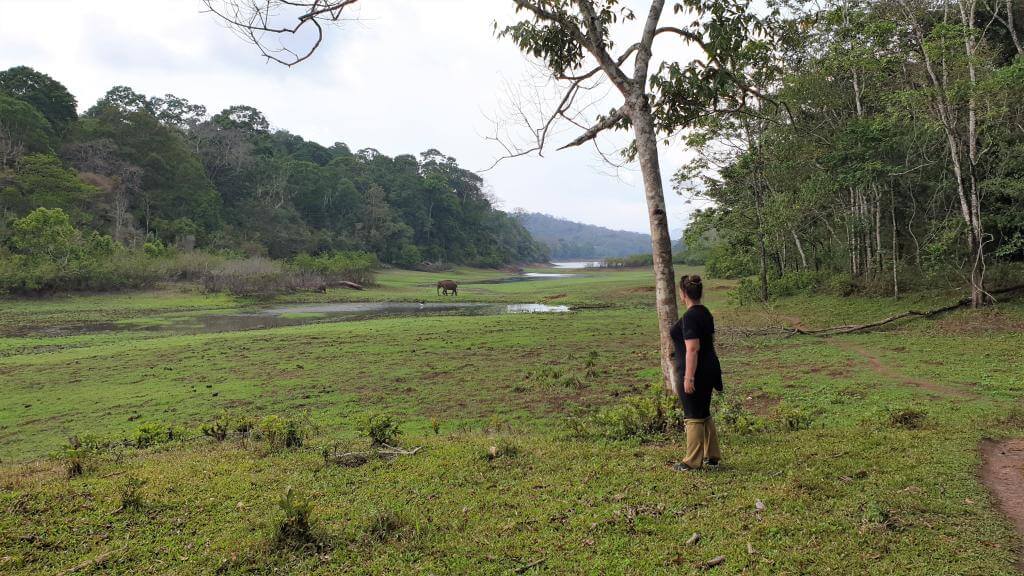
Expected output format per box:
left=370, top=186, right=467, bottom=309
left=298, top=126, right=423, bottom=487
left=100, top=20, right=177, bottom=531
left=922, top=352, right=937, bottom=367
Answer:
left=0, top=66, right=547, bottom=266
left=679, top=0, right=1024, bottom=303
left=0, top=66, right=78, bottom=136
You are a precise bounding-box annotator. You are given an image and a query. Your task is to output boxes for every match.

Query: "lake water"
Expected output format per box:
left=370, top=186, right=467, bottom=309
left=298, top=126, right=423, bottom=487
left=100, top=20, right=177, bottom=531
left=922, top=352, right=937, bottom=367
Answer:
left=551, top=261, right=604, bottom=269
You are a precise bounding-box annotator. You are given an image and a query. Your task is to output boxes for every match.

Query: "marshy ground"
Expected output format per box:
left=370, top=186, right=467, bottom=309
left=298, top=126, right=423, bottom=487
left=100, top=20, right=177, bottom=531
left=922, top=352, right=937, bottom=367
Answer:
left=0, top=266, right=1022, bottom=574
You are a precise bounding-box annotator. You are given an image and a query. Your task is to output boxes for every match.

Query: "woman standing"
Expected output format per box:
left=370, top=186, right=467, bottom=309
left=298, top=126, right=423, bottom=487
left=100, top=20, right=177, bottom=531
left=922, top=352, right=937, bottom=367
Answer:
left=670, top=274, right=723, bottom=471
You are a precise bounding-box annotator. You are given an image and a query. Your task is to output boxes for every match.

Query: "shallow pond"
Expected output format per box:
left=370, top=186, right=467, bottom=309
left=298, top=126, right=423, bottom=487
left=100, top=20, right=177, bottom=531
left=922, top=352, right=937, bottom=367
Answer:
left=8, top=301, right=571, bottom=337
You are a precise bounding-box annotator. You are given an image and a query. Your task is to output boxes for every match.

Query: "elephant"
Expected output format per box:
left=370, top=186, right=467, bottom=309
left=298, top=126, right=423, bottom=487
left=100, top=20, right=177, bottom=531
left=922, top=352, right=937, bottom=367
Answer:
left=436, top=280, right=458, bottom=296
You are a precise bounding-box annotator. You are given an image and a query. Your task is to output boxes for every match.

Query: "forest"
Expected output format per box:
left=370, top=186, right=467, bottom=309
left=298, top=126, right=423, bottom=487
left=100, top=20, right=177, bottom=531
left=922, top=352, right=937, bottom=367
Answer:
left=680, top=0, right=1024, bottom=304
left=0, top=66, right=548, bottom=293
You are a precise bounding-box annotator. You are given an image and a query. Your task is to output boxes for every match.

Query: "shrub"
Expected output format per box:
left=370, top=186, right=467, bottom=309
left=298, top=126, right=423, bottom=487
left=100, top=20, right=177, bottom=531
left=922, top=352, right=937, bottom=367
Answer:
left=143, top=239, right=168, bottom=257
left=780, top=407, right=813, bottom=431
left=276, top=486, right=318, bottom=548
left=130, top=422, right=184, bottom=448
left=292, top=251, right=378, bottom=285
left=712, top=395, right=769, bottom=435
left=199, top=257, right=291, bottom=296
left=201, top=418, right=229, bottom=442
left=359, top=414, right=402, bottom=447
left=259, top=415, right=307, bottom=449
left=117, top=475, right=147, bottom=511
left=569, top=388, right=685, bottom=442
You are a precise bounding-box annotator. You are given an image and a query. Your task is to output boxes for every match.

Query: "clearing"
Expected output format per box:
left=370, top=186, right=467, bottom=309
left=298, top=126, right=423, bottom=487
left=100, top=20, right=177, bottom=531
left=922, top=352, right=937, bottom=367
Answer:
left=1, top=266, right=1023, bottom=574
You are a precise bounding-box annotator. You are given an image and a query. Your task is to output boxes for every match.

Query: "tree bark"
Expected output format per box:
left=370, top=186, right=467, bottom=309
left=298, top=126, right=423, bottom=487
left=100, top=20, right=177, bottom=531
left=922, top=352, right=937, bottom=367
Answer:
left=630, top=96, right=678, bottom=394
left=755, top=189, right=769, bottom=302
left=792, top=229, right=808, bottom=270
left=890, top=187, right=899, bottom=299
left=901, top=0, right=987, bottom=306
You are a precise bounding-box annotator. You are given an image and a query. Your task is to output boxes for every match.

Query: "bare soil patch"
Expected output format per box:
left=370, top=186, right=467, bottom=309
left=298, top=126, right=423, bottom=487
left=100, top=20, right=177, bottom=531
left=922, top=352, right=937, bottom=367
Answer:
left=832, top=341, right=977, bottom=399
left=981, top=439, right=1024, bottom=570
left=937, top=309, right=1024, bottom=335
left=742, top=390, right=780, bottom=416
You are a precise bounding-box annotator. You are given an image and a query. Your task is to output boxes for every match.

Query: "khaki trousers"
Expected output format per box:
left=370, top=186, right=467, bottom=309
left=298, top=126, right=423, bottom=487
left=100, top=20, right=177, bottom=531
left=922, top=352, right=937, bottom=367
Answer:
left=683, top=417, right=721, bottom=469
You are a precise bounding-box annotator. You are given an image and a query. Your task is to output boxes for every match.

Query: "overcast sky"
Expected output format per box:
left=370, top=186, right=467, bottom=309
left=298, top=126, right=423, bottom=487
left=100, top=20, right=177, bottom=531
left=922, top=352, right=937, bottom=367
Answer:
left=0, top=0, right=708, bottom=236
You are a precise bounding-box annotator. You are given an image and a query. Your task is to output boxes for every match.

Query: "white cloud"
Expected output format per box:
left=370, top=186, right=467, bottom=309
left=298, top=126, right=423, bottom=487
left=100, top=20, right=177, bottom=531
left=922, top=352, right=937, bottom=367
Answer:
left=0, top=0, right=708, bottom=236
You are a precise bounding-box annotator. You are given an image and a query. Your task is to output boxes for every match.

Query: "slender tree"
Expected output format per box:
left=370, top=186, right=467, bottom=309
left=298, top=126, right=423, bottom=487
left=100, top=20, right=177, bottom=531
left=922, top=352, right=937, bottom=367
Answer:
left=202, top=0, right=771, bottom=392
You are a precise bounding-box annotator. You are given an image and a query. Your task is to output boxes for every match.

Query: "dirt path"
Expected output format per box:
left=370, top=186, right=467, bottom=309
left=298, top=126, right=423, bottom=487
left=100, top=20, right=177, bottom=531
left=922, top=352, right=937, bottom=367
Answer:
left=981, top=439, right=1024, bottom=570
left=831, top=340, right=978, bottom=399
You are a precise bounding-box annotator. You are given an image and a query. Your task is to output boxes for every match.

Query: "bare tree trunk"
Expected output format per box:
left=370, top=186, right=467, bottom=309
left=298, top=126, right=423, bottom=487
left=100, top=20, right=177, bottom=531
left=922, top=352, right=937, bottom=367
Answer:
left=874, top=189, right=882, bottom=275
left=755, top=189, right=769, bottom=302
left=792, top=229, right=808, bottom=270
left=891, top=187, right=899, bottom=299
left=631, top=99, right=678, bottom=394
left=1003, top=0, right=1023, bottom=54
left=901, top=0, right=987, bottom=306
left=848, top=188, right=858, bottom=276
left=960, top=0, right=987, bottom=306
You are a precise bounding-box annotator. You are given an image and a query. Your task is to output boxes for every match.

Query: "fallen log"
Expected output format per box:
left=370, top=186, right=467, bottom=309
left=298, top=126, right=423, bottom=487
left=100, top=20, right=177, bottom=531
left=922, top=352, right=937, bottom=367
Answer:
left=333, top=280, right=364, bottom=291
left=323, top=445, right=422, bottom=467
left=775, top=283, right=1024, bottom=338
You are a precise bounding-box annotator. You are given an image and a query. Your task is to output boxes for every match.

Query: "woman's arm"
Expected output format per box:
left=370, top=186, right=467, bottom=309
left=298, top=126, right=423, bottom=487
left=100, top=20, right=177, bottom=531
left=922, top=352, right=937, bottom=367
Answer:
left=683, top=338, right=700, bottom=394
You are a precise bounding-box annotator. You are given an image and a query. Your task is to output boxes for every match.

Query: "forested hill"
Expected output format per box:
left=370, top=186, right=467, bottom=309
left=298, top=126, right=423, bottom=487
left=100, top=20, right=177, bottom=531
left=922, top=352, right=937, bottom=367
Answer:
left=515, top=212, right=651, bottom=259
left=0, top=66, right=548, bottom=267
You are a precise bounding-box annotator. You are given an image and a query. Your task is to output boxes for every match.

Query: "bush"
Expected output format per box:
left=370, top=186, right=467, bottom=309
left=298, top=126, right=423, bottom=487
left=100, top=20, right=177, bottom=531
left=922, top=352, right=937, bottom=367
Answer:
left=395, top=244, right=422, bottom=268
left=276, top=486, right=318, bottom=548
left=258, top=415, right=307, bottom=449
left=569, top=388, right=685, bottom=442
left=292, top=251, right=378, bottom=285
left=712, top=395, right=769, bottom=435
left=0, top=208, right=171, bottom=294
left=117, top=475, right=147, bottom=511
left=130, top=421, right=184, bottom=448
left=733, top=271, right=860, bottom=304
left=359, top=413, right=402, bottom=447
left=602, top=253, right=654, bottom=268
left=199, top=257, right=290, bottom=296
left=59, top=434, right=117, bottom=478
left=201, top=419, right=229, bottom=442
left=780, top=406, right=813, bottom=431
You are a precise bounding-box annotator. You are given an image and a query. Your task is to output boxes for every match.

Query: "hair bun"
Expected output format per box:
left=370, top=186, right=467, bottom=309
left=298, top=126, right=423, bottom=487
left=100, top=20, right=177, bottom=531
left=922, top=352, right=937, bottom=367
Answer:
left=690, top=275, right=702, bottom=284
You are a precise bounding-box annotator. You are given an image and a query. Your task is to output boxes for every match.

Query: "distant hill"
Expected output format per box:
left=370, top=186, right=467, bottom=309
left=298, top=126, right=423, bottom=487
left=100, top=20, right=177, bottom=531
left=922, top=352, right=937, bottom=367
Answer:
left=515, top=212, right=651, bottom=259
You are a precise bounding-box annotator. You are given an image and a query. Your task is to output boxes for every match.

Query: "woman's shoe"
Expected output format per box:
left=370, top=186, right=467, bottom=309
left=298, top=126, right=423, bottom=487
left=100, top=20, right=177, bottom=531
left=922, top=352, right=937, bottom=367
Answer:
left=705, top=459, right=720, bottom=466
left=671, top=462, right=696, bottom=472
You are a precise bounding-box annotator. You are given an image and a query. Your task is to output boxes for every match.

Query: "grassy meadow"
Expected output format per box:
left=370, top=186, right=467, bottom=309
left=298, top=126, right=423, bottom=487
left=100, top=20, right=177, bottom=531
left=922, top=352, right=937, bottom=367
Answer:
left=1, top=266, right=1023, bottom=574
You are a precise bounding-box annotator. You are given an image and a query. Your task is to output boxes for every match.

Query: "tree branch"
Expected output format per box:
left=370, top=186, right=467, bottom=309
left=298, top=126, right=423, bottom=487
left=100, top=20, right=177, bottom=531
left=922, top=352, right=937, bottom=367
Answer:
left=633, top=0, right=666, bottom=85
left=557, top=106, right=627, bottom=150
left=201, top=0, right=360, bottom=66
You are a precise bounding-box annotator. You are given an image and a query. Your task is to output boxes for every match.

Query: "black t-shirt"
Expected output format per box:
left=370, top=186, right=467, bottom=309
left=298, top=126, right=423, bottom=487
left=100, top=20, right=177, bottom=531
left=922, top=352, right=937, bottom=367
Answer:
left=670, top=304, right=722, bottom=392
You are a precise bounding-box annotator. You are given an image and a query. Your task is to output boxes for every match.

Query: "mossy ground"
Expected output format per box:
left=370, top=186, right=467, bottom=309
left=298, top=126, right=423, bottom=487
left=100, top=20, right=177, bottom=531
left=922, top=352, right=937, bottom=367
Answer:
left=1, top=267, right=1022, bottom=574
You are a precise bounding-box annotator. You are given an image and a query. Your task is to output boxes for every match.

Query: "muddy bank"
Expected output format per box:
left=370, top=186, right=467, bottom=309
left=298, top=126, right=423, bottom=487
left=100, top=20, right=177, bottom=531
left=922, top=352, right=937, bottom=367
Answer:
left=981, top=439, right=1024, bottom=569
left=3, top=301, right=572, bottom=338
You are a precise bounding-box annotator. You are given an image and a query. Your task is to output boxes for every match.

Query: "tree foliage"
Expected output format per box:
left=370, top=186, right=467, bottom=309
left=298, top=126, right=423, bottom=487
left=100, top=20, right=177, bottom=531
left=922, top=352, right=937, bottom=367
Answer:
left=0, top=66, right=547, bottom=267
left=678, top=0, right=1024, bottom=301
left=0, top=66, right=78, bottom=135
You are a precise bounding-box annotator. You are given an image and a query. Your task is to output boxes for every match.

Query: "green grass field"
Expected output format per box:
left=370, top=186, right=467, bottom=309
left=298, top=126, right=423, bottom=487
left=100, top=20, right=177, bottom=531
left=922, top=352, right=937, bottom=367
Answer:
left=1, top=266, right=1022, bottom=574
